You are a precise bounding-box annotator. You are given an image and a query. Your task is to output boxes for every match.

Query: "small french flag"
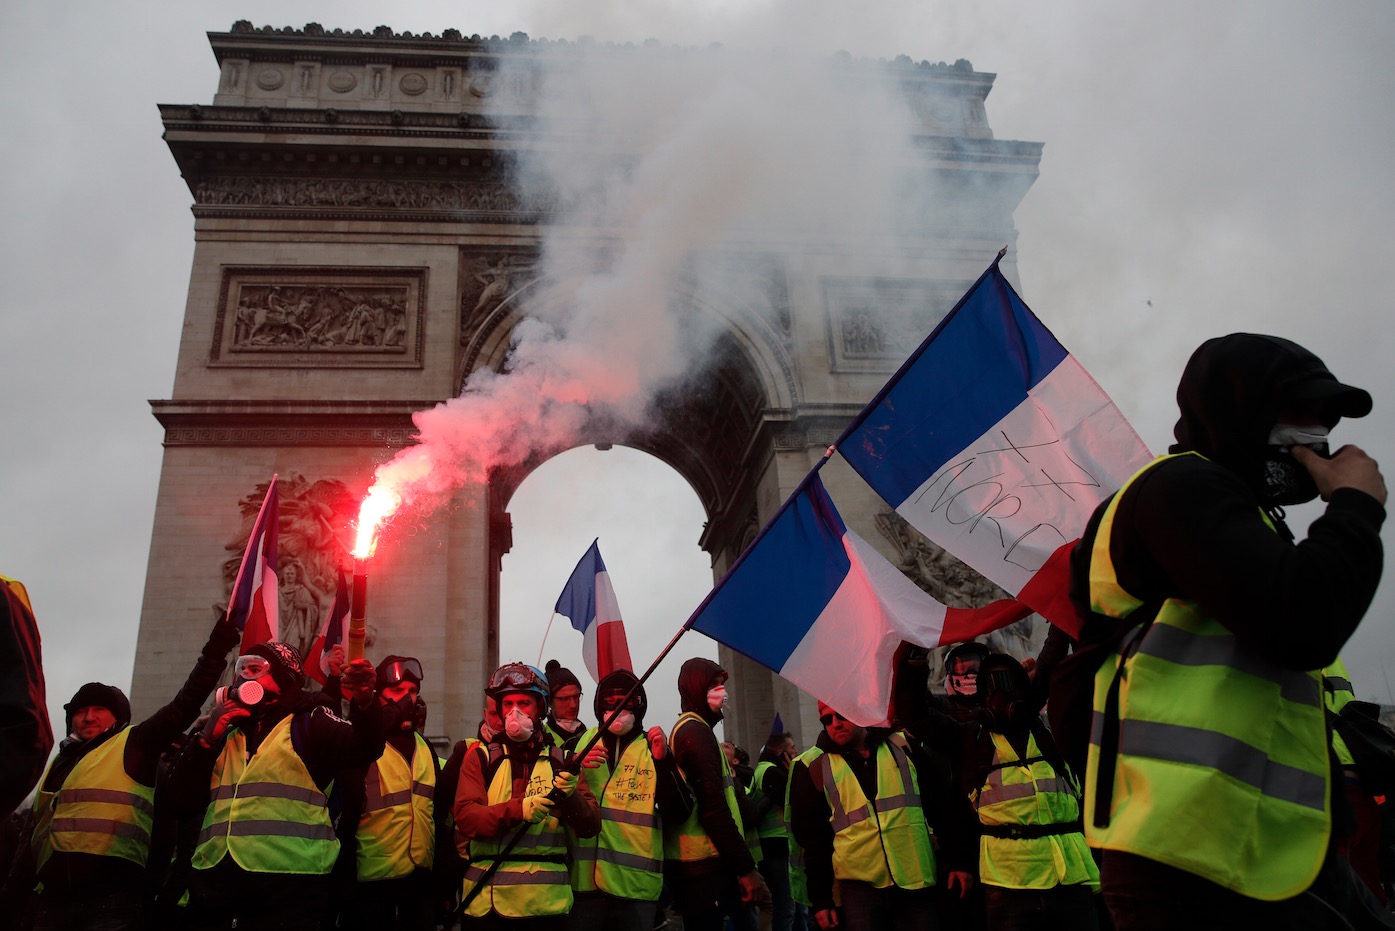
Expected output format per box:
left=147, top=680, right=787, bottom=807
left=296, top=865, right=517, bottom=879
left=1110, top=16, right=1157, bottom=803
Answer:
left=227, top=475, right=280, bottom=654
left=555, top=540, right=634, bottom=682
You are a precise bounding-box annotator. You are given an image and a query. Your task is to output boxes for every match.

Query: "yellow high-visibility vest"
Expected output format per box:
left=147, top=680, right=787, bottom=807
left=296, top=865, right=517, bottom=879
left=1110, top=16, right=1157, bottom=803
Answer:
left=665, top=712, right=745, bottom=864
left=32, top=728, right=154, bottom=871
left=804, top=733, right=936, bottom=890
left=356, top=732, right=437, bottom=880
left=1084, top=453, right=1330, bottom=900
left=569, top=728, right=664, bottom=901
left=193, top=716, right=339, bottom=875
left=461, top=749, right=571, bottom=918
left=972, top=730, right=1098, bottom=891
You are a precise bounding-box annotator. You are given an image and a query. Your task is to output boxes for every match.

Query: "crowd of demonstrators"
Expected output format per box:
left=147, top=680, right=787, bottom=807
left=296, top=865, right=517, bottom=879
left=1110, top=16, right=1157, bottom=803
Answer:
left=3, top=330, right=1393, bottom=930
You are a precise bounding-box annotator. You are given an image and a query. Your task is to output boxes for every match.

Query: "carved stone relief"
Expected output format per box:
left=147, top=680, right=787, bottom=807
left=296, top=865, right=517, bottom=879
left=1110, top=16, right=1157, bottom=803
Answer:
left=193, top=177, right=523, bottom=214
left=211, top=267, right=425, bottom=368
left=822, top=276, right=968, bottom=372
left=459, top=251, right=539, bottom=346
left=874, top=507, right=1042, bottom=688
left=220, top=474, right=374, bottom=661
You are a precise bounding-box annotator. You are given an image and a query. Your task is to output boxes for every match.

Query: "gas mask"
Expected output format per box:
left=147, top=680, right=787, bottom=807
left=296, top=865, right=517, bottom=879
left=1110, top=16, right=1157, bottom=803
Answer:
left=945, top=660, right=981, bottom=699
left=1262, top=424, right=1329, bottom=506
left=216, top=655, right=273, bottom=710
left=707, top=685, right=728, bottom=714
left=606, top=710, right=636, bottom=736
left=504, top=707, right=535, bottom=742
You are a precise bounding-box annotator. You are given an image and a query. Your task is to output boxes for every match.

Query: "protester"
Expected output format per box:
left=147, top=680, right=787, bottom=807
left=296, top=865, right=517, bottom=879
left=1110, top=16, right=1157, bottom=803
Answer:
left=788, top=700, right=975, bottom=931
left=437, top=693, right=505, bottom=915
left=750, top=732, right=798, bottom=931
left=0, top=576, right=51, bottom=817
left=1323, top=659, right=1389, bottom=904
left=665, top=657, right=768, bottom=931
left=544, top=659, right=587, bottom=749
left=453, top=662, right=600, bottom=930
left=568, top=668, right=692, bottom=931
left=166, top=642, right=387, bottom=931
left=1063, top=333, right=1386, bottom=928
left=940, top=641, right=989, bottom=720
left=336, top=655, right=438, bottom=930
left=13, top=614, right=239, bottom=930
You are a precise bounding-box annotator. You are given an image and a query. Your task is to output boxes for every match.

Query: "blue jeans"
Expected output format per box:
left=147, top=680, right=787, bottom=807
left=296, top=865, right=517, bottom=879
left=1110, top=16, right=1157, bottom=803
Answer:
left=758, top=849, right=796, bottom=931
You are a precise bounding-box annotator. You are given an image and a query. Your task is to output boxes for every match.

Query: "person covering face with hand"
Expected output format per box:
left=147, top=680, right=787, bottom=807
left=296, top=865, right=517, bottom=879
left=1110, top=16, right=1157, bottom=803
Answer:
left=453, top=662, right=600, bottom=928
left=1062, top=333, right=1386, bottom=928
left=788, top=702, right=977, bottom=931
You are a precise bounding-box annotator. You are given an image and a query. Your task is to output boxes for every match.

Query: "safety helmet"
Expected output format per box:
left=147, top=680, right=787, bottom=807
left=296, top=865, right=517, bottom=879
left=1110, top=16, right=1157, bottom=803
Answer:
left=944, top=641, right=989, bottom=697
left=486, top=662, right=550, bottom=712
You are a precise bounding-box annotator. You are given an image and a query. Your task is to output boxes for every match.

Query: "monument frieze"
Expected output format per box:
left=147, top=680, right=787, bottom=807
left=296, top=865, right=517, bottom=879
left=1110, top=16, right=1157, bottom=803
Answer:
left=210, top=266, right=426, bottom=368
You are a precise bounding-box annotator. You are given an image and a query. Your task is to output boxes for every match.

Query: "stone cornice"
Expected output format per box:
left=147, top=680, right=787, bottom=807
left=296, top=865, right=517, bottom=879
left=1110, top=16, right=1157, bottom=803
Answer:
left=151, top=399, right=432, bottom=447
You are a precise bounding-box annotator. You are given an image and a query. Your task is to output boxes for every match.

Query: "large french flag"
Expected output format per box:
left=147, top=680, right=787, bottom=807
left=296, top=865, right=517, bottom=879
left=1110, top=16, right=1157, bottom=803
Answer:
left=555, top=540, right=634, bottom=682
left=688, top=475, right=1031, bottom=725
left=305, top=563, right=348, bottom=685
left=837, top=259, right=1151, bottom=633
left=228, top=475, right=280, bottom=654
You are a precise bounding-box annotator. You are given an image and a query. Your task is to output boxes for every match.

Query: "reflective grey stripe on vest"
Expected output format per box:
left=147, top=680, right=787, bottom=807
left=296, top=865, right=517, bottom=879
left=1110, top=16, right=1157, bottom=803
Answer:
left=1090, top=713, right=1326, bottom=811
left=517, top=830, right=567, bottom=850
left=872, top=793, right=916, bottom=814
left=976, top=777, right=1074, bottom=809
left=197, top=818, right=337, bottom=846
left=603, top=808, right=658, bottom=828
left=366, top=788, right=414, bottom=811
left=573, top=845, right=661, bottom=872
left=465, top=865, right=568, bottom=885
left=811, top=755, right=871, bottom=834
left=1137, top=625, right=1321, bottom=706
left=210, top=782, right=328, bottom=807
left=49, top=818, right=151, bottom=844
left=56, top=788, right=156, bottom=817
left=412, top=783, right=433, bottom=801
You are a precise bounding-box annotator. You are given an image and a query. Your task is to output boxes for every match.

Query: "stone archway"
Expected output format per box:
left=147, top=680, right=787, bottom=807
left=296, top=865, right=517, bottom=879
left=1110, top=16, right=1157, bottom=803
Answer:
left=133, top=23, right=1042, bottom=748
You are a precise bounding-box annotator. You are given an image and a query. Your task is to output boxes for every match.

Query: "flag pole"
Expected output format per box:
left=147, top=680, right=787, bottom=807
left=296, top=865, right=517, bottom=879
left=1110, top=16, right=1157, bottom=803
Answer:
left=536, top=612, right=559, bottom=667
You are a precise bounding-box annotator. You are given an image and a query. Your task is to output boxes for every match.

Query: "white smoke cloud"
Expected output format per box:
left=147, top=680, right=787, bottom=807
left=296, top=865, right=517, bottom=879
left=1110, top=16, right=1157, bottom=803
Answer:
left=362, top=39, right=933, bottom=536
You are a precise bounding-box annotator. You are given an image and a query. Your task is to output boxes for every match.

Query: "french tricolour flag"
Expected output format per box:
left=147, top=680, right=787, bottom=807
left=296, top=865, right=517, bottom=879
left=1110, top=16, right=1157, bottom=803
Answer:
left=228, top=475, right=280, bottom=654
left=305, top=563, right=348, bottom=685
left=555, top=540, right=634, bottom=682
left=688, top=475, right=1031, bottom=725
left=837, top=259, right=1151, bottom=633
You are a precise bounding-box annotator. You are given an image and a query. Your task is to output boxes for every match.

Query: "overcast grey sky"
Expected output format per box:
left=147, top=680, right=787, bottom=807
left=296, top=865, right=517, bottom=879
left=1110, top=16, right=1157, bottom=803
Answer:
left=3, top=1, right=1394, bottom=746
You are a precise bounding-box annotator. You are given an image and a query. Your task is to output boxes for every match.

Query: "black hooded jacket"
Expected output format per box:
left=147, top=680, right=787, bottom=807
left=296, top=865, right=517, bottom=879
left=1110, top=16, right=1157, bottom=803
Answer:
left=586, top=669, right=692, bottom=829
left=669, top=658, right=755, bottom=878
left=1071, top=333, right=1384, bottom=671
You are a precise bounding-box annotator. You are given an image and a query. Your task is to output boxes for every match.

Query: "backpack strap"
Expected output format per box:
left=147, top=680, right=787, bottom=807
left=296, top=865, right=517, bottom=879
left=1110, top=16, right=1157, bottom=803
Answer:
left=1092, top=599, right=1163, bottom=829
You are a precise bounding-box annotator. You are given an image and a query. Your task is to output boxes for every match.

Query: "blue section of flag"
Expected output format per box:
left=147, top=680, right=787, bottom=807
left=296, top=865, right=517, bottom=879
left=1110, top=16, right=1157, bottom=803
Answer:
left=688, top=477, right=850, bottom=673
left=770, top=712, right=785, bottom=738
left=839, top=266, right=1068, bottom=507
left=228, top=477, right=279, bottom=636
left=556, top=539, right=604, bottom=634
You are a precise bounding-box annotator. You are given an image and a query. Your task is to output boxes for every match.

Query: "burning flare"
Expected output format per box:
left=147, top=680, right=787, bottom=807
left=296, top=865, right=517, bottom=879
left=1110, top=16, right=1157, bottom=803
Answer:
left=353, top=485, right=400, bottom=559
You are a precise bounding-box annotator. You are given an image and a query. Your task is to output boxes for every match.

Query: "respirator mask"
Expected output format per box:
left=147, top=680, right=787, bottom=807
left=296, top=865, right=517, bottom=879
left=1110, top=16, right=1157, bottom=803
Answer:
left=1262, top=424, right=1330, bottom=506
left=707, top=685, right=728, bottom=714
left=214, top=655, right=273, bottom=709
left=504, top=707, right=535, bottom=742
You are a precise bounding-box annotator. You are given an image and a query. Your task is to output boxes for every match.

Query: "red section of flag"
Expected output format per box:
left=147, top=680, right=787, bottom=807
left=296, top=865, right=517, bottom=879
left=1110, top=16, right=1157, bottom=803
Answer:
left=305, top=564, right=349, bottom=686
left=1014, top=541, right=1085, bottom=639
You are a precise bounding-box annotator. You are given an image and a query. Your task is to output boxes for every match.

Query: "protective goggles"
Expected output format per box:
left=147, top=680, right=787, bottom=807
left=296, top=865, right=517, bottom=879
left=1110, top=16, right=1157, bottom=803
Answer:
left=380, top=657, right=423, bottom=687
left=235, top=655, right=272, bottom=679
left=818, top=711, right=848, bottom=727
left=488, top=663, right=545, bottom=692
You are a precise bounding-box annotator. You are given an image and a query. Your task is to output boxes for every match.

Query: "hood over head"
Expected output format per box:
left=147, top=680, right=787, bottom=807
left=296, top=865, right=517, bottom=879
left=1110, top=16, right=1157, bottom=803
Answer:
left=678, top=656, right=727, bottom=720
left=594, top=667, right=647, bottom=729
left=1171, top=333, right=1371, bottom=489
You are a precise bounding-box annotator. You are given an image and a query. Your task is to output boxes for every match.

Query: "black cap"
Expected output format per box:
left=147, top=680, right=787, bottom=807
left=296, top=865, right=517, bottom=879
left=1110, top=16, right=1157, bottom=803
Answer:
left=1284, top=373, right=1372, bottom=420
left=544, top=659, right=582, bottom=695
left=246, top=641, right=305, bottom=692
left=65, top=682, right=131, bottom=732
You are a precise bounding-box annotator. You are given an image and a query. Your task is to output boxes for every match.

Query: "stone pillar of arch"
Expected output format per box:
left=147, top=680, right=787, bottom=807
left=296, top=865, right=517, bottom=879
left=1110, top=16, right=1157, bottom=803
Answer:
left=130, top=23, right=1042, bottom=751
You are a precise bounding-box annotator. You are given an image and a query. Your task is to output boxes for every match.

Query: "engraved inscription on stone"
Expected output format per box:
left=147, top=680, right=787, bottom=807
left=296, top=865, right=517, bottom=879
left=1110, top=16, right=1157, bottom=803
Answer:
left=211, top=267, right=425, bottom=368
left=193, top=177, right=522, bottom=213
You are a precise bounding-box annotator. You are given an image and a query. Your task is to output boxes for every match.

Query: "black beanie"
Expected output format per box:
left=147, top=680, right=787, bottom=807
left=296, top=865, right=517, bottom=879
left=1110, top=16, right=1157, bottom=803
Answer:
left=544, top=659, right=582, bottom=696
left=64, top=682, right=131, bottom=733
left=246, top=641, right=306, bottom=693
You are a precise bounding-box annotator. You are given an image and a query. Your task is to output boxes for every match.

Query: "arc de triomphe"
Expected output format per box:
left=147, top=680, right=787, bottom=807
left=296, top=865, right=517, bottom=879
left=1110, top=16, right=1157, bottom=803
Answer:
left=130, top=22, right=1043, bottom=750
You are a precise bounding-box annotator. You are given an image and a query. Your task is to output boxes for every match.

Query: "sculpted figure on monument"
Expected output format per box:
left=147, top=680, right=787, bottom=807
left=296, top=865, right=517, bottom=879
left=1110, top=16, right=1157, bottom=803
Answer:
left=228, top=284, right=408, bottom=352
left=460, top=254, right=535, bottom=343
